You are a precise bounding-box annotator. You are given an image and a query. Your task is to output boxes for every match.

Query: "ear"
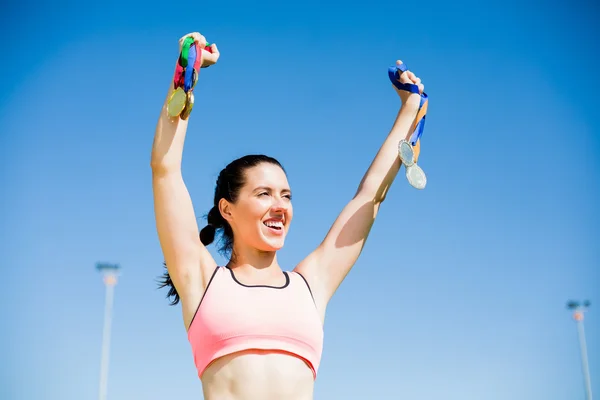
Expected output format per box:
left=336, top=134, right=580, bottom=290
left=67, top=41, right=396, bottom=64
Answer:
left=218, top=198, right=234, bottom=223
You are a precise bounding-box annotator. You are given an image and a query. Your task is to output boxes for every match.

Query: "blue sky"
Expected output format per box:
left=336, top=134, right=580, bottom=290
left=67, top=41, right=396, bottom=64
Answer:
left=1, top=0, right=598, bottom=399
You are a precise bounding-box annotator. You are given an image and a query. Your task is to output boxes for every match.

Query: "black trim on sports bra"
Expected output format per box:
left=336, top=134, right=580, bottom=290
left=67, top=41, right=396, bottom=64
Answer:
left=187, top=265, right=220, bottom=331
left=226, top=266, right=290, bottom=289
left=294, top=271, right=316, bottom=305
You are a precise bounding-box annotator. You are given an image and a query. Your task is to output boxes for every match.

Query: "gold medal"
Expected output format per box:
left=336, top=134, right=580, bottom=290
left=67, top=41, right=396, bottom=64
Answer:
left=192, top=69, right=198, bottom=88
left=180, top=91, right=195, bottom=120
left=167, top=87, right=187, bottom=118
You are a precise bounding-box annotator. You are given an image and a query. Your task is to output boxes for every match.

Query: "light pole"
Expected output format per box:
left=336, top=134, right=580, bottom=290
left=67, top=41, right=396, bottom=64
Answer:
left=96, top=262, right=121, bottom=400
left=567, top=300, right=593, bottom=400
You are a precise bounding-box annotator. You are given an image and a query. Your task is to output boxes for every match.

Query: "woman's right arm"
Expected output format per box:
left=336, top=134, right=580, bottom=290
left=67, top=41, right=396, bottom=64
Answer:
left=151, top=33, right=220, bottom=310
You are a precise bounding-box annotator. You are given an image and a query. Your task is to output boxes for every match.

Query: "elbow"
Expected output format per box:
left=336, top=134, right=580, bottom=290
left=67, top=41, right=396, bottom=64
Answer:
left=150, top=155, right=180, bottom=176
left=150, top=154, right=165, bottom=173
left=375, top=191, right=388, bottom=204
left=355, top=180, right=389, bottom=205
left=373, top=187, right=389, bottom=204
left=150, top=153, right=163, bottom=168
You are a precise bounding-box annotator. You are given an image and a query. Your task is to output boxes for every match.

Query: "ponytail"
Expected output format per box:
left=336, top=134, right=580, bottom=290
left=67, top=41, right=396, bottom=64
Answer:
left=158, top=205, right=233, bottom=305
left=199, top=206, right=220, bottom=246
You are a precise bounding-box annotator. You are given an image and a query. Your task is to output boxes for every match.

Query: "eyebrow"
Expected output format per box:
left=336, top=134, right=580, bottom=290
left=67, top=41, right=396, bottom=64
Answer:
left=254, top=186, right=292, bottom=194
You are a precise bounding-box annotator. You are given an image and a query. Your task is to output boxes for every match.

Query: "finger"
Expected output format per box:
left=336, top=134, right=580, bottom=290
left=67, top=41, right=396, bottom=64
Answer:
left=202, top=44, right=219, bottom=63
left=400, top=70, right=413, bottom=84
left=179, top=32, right=195, bottom=43
left=193, top=33, right=206, bottom=45
left=407, top=71, right=420, bottom=85
left=201, top=44, right=220, bottom=65
left=204, top=52, right=218, bottom=64
left=395, top=60, right=413, bottom=84
left=179, top=33, right=197, bottom=51
left=418, top=83, right=425, bottom=94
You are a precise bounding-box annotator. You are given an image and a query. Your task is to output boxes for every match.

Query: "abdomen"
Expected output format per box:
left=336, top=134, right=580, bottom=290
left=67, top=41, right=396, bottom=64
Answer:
left=201, top=350, right=315, bottom=400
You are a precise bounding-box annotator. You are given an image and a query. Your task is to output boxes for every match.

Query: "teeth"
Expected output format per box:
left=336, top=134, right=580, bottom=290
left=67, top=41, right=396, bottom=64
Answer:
left=264, top=220, right=283, bottom=228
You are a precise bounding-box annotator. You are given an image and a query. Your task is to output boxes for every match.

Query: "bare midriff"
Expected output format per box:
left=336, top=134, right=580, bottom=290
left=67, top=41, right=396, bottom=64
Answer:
left=200, top=350, right=315, bottom=400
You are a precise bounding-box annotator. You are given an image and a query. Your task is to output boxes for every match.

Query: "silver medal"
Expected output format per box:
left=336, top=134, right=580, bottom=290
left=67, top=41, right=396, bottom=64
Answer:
left=405, top=163, right=427, bottom=189
left=398, top=140, right=415, bottom=166
left=398, top=139, right=427, bottom=189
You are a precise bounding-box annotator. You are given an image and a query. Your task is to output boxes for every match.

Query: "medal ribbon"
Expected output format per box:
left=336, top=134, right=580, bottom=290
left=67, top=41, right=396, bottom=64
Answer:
left=174, top=39, right=209, bottom=90
left=183, top=44, right=197, bottom=92
left=388, top=64, right=428, bottom=147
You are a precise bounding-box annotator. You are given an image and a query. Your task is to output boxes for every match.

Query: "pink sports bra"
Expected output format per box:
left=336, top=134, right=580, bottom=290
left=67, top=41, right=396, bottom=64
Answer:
left=187, top=266, right=324, bottom=379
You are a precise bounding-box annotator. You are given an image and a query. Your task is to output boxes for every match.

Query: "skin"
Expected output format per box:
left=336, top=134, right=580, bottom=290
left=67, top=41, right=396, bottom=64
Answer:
left=151, top=32, right=425, bottom=400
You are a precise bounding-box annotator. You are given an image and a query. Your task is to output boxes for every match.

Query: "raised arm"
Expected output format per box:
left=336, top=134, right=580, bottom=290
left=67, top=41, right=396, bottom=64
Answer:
left=295, top=60, right=425, bottom=308
left=151, top=33, right=220, bottom=319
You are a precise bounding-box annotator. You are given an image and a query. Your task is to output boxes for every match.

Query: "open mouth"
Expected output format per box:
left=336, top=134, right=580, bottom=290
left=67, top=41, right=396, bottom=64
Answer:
left=263, top=220, right=284, bottom=231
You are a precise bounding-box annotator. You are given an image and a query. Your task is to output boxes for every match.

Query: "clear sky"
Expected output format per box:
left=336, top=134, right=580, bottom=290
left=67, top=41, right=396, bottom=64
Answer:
left=1, top=0, right=598, bottom=399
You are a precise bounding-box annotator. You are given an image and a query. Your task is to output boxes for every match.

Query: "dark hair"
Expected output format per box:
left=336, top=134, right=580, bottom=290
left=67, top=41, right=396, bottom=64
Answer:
left=158, top=154, right=285, bottom=305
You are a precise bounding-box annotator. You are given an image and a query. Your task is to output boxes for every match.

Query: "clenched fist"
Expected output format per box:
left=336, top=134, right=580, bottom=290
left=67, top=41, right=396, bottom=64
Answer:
left=178, top=32, right=220, bottom=68
left=392, top=60, right=424, bottom=109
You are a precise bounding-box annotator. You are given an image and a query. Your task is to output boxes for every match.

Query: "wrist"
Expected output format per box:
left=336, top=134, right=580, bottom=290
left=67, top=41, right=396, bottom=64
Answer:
left=399, top=101, right=419, bottom=116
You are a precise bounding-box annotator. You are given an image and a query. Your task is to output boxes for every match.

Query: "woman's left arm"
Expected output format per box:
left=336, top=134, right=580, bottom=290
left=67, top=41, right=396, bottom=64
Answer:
left=295, top=61, right=424, bottom=307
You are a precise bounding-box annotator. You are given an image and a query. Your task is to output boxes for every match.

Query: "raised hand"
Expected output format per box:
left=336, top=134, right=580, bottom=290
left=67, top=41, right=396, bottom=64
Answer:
left=178, top=32, right=220, bottom=68
left=391, top=60, right=424, bottom=109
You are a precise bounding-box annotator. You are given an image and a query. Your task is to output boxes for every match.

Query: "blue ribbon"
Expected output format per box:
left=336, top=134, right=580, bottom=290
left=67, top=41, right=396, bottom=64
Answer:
left=388, top=63, right=428, bottom=146
left=184, top=45, right=197, bottom=93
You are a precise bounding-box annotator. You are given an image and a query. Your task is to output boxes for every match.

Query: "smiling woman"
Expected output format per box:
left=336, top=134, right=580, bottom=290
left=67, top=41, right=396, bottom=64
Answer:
left=199, top=155, right=292, bottom=263
left=151, top=31, right=426, bottom=400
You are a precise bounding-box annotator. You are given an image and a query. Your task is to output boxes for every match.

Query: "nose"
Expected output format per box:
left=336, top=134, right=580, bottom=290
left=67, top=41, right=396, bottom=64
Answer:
left=271, top=197, right=289, bottom=213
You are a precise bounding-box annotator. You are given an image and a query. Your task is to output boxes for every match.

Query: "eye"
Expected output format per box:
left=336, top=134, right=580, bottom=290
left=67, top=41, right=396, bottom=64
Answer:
left=284, top=194, right=292, bottom=200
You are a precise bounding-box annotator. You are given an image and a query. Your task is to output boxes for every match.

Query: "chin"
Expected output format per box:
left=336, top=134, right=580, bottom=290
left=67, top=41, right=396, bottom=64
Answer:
left=260, top=236, right=286, bottom=252
left=258, top=226, right=287, bottom=251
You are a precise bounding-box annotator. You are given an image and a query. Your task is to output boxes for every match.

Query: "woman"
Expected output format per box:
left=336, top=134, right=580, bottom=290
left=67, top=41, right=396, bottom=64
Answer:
left=151, top=32, right=426, bottom=400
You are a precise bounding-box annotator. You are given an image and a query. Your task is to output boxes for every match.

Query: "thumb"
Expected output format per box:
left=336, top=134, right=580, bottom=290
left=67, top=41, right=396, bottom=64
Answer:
left=209, top=43, right=219, bottom=56
left=395, top=60, right=412, bottom=84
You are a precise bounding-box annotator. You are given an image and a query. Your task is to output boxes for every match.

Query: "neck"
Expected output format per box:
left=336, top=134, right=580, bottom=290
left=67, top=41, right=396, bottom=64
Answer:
left=227, top=242, right=280, bottom=272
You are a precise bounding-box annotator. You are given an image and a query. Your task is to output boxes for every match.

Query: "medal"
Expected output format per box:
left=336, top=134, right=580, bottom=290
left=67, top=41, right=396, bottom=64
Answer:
left=167, top=36, right=208, bottom=119
left=398, top=139, right=427, bottom=189
left=167, top=87, right=187, bottom=118
left=389, top=63, right=430, bottom=190
left=398, top=139, right=415, bottom=167
left=180, top=91, right=195, bottom=120
left=405, top=163, right=427, bottom=189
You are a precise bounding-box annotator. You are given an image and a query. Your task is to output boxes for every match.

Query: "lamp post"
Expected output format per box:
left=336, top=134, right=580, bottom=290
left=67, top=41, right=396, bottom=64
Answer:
left=567, top=300, right=593, bottom=400
left=96, top=262, right=121, bottom=400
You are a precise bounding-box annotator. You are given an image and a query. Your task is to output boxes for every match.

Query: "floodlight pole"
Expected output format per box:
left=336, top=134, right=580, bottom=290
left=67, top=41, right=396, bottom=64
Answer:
left=96, top=262, right=121, bottom=400
left=567, top=300, right=593, bottom=400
